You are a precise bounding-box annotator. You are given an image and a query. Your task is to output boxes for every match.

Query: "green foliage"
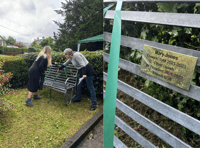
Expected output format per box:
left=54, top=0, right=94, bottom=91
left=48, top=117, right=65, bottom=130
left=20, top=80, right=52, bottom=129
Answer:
left=39, top=37, right=55, bottom=51
left=0, top=46, right=7, bottom=54
left=157, top=3, right=178, bottom=13
left=30, top=40, right=43, bottom=52
left=53, top=0, right=103, bottom=52
left=6, top=36, right=16, bottom=45
left=28, top=47, right=37, bottom=52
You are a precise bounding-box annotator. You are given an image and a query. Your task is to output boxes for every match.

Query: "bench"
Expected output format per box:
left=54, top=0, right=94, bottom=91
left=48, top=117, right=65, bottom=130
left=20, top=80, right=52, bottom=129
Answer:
left=43, top=63, right=79, bottom=105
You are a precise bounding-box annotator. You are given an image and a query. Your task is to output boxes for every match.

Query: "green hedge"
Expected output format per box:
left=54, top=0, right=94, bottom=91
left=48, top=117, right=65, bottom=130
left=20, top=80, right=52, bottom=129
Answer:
left=28, top=47, right=37, bottom=52
left=0, top=46, right=7, bottom=54
left=1, top=50, right=103, bottom=98
left=0, top=47, right=28, bottom=53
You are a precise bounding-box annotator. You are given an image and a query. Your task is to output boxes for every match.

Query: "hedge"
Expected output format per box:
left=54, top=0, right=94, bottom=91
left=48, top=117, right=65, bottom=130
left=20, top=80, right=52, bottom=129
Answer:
left=0, top=50, right=103, bottom=98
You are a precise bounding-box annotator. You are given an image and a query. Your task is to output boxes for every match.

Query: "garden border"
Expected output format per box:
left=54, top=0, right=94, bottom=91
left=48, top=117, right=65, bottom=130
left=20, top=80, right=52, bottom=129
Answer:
left=60, top=107, right=103, bottom=148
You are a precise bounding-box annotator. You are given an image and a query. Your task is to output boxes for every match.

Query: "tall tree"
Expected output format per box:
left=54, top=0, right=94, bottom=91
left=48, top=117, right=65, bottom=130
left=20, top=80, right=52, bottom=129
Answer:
left=6, top=36, right=16, bottom=45
left=53, top=0, right=103, bottom=52
left=39, top=37, right=55, bottom=51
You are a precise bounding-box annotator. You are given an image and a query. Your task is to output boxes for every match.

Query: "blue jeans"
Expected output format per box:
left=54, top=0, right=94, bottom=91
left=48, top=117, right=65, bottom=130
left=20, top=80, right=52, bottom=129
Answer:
left=76, top=76, right=97, bottom=105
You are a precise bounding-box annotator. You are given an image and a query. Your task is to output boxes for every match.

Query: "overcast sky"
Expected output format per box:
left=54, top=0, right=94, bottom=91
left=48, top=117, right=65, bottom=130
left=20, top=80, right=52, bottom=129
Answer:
left=0, top=0, right=66, bottom=44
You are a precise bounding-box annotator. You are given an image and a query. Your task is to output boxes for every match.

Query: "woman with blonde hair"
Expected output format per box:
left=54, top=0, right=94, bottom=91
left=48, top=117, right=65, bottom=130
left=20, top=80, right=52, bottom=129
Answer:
left=25, top=45, right=52, bottom=107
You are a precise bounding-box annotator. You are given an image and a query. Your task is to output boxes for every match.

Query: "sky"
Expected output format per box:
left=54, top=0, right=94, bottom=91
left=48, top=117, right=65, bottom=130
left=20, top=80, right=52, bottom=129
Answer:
left=0, top=0, right=66, bottom=44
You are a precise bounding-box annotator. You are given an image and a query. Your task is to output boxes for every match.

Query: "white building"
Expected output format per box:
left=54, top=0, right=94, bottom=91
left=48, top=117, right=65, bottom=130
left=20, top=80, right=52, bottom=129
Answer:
left=35, top=37, right=45, bottom=45
left=0, top=36, right=6, bottom=46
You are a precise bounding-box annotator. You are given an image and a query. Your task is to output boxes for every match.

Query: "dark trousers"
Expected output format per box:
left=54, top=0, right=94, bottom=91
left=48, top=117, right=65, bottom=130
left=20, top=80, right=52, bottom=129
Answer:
left=76, top=76, right=97, bottom=105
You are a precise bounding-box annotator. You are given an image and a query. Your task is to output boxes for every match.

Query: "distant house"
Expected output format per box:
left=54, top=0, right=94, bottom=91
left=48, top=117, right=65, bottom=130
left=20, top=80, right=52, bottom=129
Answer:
left=34, top=36, right=45, bottom=45
left=0, top=36, right=6, bottom=46
left=7, top=45, right=18, bottom=48
left=14, top=43, right=23, bottom=48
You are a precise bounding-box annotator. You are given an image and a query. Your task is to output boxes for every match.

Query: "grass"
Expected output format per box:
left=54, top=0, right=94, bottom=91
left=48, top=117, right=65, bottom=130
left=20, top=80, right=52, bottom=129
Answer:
left=0, top=87, right=99, bottom=148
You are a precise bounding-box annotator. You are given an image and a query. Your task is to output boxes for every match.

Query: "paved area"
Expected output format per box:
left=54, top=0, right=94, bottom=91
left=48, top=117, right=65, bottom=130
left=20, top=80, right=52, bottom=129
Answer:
left=76, top=118, right=103, bottom=148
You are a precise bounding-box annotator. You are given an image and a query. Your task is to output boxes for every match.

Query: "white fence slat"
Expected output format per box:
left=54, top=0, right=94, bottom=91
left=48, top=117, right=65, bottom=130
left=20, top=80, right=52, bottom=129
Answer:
left=105, top=10, right=200, bottom=28
left=115, top=115, right=157, bottom=148
left=104, top=32, right=200, bottom=67
left=114, top=136, right=128, bottom=148
left=104, top=52, right=200, bottom=102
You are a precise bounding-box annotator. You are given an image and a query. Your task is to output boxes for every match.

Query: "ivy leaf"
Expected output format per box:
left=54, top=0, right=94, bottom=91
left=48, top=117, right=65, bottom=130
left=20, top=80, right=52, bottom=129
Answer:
left=178, top=103, right=183, bottom=110
left=145, top=80, right=150, bottom=88
left=157, top=3, right=178, bottom=13
left=168, top=39, right=176, bottom=45
left=197, top=111, right=200, bottom=117
left=192, top=72, right=197, bottom=80
left=191, top=80, right=196, bottom=85
left=185, top=28, right=192, bottom=34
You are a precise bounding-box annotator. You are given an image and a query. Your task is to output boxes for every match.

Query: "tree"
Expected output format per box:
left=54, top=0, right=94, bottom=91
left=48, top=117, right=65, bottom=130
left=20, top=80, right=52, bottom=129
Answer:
left=39, top=37, right=55, bottom=51
left=30, top=40, right=42, bottom=52
left=53, top=0, right=103, bottom=52
left=6, top=36, right=16, bottom=45
left=30, top=40, right=37, bottom=47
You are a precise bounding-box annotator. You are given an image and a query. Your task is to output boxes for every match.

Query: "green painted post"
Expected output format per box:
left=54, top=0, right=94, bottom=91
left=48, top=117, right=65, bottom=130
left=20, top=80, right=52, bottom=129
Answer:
left=103, top=1, right=123, bottom=148
left=103, top=4, right=115, bottom=16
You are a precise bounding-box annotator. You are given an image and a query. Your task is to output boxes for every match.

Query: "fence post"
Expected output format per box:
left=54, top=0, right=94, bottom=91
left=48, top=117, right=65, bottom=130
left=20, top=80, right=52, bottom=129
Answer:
left=103, top=1, right=122, bottom=147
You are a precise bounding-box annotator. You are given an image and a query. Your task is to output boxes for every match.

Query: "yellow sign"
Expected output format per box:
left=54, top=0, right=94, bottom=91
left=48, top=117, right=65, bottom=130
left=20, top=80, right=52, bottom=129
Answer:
left=140, top=45, right=197, bottom=91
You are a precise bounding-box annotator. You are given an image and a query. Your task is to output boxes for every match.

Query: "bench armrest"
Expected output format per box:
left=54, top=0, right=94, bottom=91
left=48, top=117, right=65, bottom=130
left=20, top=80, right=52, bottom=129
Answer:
left=65, top=78, right=70, bottom=85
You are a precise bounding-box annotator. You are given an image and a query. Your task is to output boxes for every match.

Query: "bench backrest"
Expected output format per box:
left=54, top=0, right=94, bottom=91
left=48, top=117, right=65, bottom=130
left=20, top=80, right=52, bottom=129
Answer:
left=45, top=64, right=78, bottom=87
left=103, top=1, right=200, bottom=148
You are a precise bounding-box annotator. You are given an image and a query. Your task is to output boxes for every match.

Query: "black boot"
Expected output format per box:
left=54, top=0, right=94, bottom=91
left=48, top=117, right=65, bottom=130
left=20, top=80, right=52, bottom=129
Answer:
left=33, top=94, right=42, bottom=100
left=72, top=99, right=81, bottom=103
left=90, top=104, right=96, bottom=111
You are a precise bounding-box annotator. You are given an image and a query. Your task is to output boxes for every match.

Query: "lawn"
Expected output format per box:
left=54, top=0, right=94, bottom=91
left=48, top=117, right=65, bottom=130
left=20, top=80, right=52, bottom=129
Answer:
left=0, top=87, right=99, bottom=148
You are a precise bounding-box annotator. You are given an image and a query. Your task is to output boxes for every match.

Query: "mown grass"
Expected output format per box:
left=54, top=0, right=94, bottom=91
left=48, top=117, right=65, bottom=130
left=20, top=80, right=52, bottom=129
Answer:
left=0, top=87, right=99, bottom=148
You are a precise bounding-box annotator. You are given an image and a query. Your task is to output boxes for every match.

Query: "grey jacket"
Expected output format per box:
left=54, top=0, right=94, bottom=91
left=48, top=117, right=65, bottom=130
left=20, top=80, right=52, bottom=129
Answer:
left=63, top=52, right=89, bottom=69
left=59, top=52, right=91, bottom=76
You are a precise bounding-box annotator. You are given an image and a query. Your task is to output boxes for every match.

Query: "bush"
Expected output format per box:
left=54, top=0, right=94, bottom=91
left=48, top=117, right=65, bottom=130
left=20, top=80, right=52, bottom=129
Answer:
left=0, top=60, right=13, bottom=113
left=0, top=46, right=7, bottom=54
left=28, top=47, right=36, bottom=52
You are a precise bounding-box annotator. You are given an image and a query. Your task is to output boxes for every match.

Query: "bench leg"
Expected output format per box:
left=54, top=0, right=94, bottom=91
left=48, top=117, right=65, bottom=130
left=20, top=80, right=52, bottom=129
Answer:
left=69, top=88, right=73, bottom=104
left=48, top=89, right=51, bottom=104
left=64, top=91, right=67, bottom=106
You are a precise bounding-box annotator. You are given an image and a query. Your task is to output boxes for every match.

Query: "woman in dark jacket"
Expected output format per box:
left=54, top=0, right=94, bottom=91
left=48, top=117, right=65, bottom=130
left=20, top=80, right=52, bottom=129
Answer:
left=25, top=46, right=52, bottom=107
left=55, top=48, right=97, bottom=111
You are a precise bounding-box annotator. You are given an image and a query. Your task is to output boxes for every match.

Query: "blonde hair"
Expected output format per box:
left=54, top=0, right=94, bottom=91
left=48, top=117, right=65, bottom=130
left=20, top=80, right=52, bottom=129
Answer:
left=35, top=46, right=52, bottom=66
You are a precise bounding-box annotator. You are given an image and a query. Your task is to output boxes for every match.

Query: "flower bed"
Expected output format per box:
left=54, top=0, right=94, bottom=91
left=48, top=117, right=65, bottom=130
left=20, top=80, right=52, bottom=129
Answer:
left=0, top=61, right=14, bottom=113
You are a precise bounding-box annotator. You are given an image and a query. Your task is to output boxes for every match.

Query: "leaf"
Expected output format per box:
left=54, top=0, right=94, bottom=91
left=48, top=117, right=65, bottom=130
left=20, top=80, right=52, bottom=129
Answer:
left=197, top=111, right=200, bottom=117
left=168, top=39, right=176, bottom=45
left=192, top=72, right=197, bottom=80
left=157, top=3, right=178, bottom=13
left=178, top=103, right=183, bottom=110
left=145, top=80, right=150, bottom=88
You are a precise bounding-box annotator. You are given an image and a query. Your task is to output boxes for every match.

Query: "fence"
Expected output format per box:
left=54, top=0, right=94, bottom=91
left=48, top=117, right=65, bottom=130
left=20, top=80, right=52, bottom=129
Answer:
left=103, top=0, right=200, bottom=147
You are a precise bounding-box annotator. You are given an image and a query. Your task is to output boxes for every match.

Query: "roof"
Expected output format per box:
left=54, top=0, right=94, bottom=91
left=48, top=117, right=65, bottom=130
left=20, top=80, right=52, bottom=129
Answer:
left=78, top=34, right=103, bottom=44
left=14, top=43, right=23, bottom=48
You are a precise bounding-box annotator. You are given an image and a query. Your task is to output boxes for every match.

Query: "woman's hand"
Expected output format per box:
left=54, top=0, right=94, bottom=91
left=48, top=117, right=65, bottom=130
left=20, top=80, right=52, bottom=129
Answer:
left=83, top=75, right=87, bottom=79
left=57, top=69, right=59, bottom=73
left=55, top=62, right=58, bottom=64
